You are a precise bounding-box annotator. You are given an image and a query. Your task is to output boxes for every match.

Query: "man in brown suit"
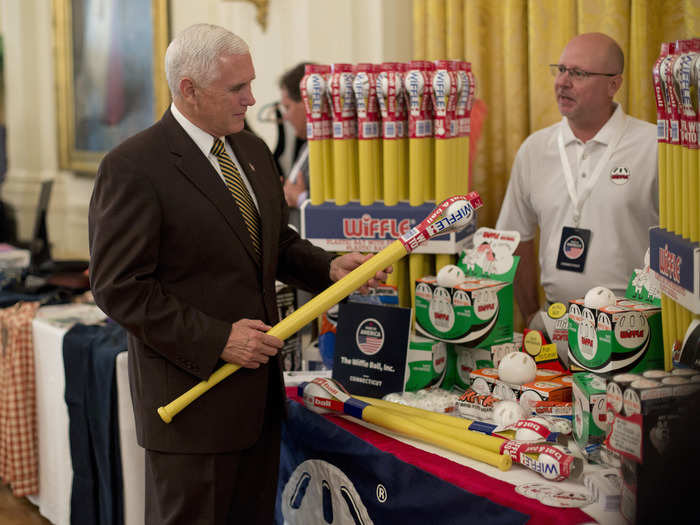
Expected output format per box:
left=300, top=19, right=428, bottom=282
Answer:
left=89, top=23, right=387, bottom=524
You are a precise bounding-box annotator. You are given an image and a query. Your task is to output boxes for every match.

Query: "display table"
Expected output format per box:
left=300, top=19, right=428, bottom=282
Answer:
left=278, top=387, right=625, bottom=525
left=25, top=303, right=622, bottom=525
left=28, top=304, right=144, bottom=525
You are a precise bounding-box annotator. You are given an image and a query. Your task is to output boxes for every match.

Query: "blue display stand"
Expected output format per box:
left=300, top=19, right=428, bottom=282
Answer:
left=649, top=227, right=700, bottom=314
left=301, top=200, right=476, bottom=254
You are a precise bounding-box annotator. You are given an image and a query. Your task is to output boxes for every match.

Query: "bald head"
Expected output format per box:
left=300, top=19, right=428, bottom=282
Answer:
left=555, top=32, right=624, bottom=140
left=562, top=32, right=624, bottom=75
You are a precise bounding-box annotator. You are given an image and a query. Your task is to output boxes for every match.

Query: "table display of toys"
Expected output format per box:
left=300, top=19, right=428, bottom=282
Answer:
left=280, top=41, right=700, bottom=524
left=290, top=209, right=699, bottom=525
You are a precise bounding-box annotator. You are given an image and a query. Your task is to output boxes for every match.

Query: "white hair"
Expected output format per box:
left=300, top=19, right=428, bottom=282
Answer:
left=165, top=23, right=249, bottom=99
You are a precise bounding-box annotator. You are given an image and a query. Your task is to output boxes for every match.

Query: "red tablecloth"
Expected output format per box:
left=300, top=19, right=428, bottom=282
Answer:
left=286, top=387, right=592, bottom=525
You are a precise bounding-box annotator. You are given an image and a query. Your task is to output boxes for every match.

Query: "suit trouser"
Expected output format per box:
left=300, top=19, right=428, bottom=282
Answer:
left=145, top=382, right=283, bottom=525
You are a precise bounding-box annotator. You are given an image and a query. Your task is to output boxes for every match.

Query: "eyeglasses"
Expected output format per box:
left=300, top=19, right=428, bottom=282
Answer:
left=549, top=64, right=619, bottom=81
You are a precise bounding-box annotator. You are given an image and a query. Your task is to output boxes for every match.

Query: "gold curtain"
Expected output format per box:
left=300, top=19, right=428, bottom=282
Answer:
left=413, top=0, right=700, bottom=229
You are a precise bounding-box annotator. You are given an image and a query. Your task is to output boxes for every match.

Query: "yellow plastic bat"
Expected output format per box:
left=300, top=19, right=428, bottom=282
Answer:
left=158, top=193, right=483, bottom=423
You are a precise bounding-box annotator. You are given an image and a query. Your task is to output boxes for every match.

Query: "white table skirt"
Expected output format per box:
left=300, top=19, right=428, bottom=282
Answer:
left=27, top=303, right=624, bottom=525
left=29, top=304, right=145, bottom=525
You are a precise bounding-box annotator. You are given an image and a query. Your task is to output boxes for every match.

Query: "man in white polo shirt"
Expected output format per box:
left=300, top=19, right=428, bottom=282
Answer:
left=496, top=32, right=658, bottom=327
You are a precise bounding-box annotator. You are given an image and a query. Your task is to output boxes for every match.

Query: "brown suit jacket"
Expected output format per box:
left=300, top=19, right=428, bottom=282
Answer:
left=88, top=109, right=333, bottom=453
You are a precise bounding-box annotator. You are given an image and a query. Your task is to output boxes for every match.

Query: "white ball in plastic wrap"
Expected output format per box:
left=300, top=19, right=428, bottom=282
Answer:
left=514, top=416, right=551, bottom=442
left=536, top=450, right=563, bottom=480
left=384, top=393, right=402, bottom=404
left=548, top=417, right=572, bottom=435
left=584, top=286, right=617, bottom=309
left=497, top=352, right=537, bottom=385
left=436, top=264, right=465, bottom=287
left=446, top=199, right=473, bottom=230
left=302, top=381, right=334, bottom=415
left=492, top=400, right=526, bottom=427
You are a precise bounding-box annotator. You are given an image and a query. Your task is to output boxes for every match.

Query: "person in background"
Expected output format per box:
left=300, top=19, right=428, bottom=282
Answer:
left=278, top=62, right=310, bottom=231
left=496, top=32, right=658, bottom=328
left=89, top=24, right=388, bottom=525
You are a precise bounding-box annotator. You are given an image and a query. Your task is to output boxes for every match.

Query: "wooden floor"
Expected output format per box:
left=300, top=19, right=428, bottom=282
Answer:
left=0, top=482, right=51, bottom=525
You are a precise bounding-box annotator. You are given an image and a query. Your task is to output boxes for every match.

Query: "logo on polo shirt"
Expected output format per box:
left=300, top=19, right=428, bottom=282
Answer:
left=610, top=166, right=630, bottom=185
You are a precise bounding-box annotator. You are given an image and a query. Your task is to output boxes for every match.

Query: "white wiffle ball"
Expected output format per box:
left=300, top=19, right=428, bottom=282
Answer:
left=436, top=264, right=465, bottom=287
left=498, top=352, right=537, bottom=385
left=514, top=416, right=551, bottom=442
left=302, top=381, right=333, bottom=415
left=584, top=286, right=617, bottom=309
left=536, top=450, right=563, bottom=480
left=492, top=400, right=527, bottom=427
left=446, top=200, right=473, bottom=230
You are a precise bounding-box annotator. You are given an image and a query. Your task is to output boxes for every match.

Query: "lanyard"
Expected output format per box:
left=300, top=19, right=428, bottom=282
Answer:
left=288, top=142, right=309, bottom=184
left=557, top=115, right=627, bottom=227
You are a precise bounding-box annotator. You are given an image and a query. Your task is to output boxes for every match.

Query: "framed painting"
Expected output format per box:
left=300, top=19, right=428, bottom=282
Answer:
left=53, top=0, right=170, bottom=174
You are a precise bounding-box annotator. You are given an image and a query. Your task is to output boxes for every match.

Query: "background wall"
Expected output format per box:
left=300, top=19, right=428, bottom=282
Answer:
left=0, top=0, right=412, bottom=259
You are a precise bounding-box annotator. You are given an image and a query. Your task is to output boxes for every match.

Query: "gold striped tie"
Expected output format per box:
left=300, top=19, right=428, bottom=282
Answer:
left=211, top=138, right=262, bottom=259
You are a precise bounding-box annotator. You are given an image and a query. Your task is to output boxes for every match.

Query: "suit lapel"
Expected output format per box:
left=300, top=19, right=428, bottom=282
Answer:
left=160, top=110, right=260, bottom=266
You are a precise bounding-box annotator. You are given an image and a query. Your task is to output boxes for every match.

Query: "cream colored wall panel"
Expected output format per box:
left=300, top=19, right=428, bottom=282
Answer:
left=223, top=0, right=412, bottom=148
left=169, top=0, right=221, bottom=35
left=2, top=0, right=58, bottom=172
left=0, top=0, right=411, bottom=260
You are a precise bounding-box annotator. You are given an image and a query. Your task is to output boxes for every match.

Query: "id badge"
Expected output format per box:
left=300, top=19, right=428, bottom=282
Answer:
left=556, top=227, right=591, bottom=273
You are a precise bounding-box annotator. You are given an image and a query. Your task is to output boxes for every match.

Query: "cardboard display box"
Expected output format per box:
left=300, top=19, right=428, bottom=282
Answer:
left=568, top=260, right=664, bottom=375
left=608, top=372, right=698, bottom=524
left=468, top=366, right=572, bottom=407
left=518, top=378, right=572, bottom=407
left=449, top=342, right=519, bottom=390
left=605, top=373, right=698, bottom=465
left=301, top=200, right=476, bottom=254
left=404, top=336, right=448, bottom=391
left=415, top=228, right=519, bottom=347
left=572, top=372, right=608, bottom=451
left=568, top=297, right=663, bottom=374
left=468, top=367, right=502, bottom=395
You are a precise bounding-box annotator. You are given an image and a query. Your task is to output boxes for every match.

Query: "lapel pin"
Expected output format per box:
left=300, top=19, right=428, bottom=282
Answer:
left=248, top=163, right=256, bottom=172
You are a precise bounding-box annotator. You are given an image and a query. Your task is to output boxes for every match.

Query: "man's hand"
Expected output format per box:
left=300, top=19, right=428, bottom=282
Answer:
left=283, top=175, right=306, bottom=208
left=220, top=319, right=283, bottom=368
left=330, top=253, right=392, bottom=294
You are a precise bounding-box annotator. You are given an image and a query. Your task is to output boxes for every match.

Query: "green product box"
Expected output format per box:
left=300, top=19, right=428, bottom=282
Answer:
left=450, top=342, right=519, bottom=390
left=568, top=298, right=664, bottom=375
left=414, top=228, right=519, bottom=349
left=573, top=372, right=608, bottom=450
left=404, top=335, right=447, bottom=391
left=568, top=266, right=664, bottom=375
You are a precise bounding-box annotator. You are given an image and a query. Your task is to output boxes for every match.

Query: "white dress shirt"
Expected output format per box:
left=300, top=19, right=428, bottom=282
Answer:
left=170, top=103, right=259, bottom=210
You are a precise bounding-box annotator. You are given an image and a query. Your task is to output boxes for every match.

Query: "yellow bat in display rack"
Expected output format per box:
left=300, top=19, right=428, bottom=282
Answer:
left=158, top=193, right=484, bottom=423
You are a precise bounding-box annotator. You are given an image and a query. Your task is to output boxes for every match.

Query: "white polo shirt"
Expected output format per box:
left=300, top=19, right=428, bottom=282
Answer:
left=496, top=104, right=658, bottom=303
